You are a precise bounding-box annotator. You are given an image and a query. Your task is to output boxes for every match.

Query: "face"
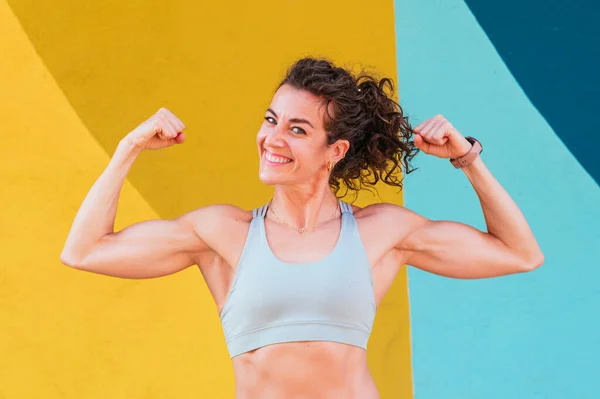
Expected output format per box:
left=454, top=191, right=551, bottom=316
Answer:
left=256, top=84, right=347, bottom=186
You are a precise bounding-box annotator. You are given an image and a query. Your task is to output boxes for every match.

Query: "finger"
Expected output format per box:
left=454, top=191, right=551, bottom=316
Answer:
left=172, top=115, right=186, bottom=132
left=419, top=119, right=441, bottom=143
left=157, top=108, right=179, bottom=135
left=161, top=116, right=178, bottom=138
left=431, top=121, right=450, bottom=145
left=414, top=134, right=431, bottom=154
left=172, top=120, right=185, bottom=133
left=174, top=132, right=186, bottom=144
left=165, top=133, right=185, bottom=146
left=414, top=116, right=437, bottom=134
left=414, top=114, right=442, bottom=133
left=164, top=111, right=185, bottom=132
left=153, top=118, right=168, bottom=140
left=413, top=120, right=427, bottom=133
left=426, top=117, right=450, bottom=143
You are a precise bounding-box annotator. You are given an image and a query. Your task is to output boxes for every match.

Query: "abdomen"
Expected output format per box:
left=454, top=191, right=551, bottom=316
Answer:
left=231, top=341, right=379, bottom=399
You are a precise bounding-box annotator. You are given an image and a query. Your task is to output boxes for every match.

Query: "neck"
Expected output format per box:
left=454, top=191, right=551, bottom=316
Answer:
left=270, top=183, right=340, bottom=230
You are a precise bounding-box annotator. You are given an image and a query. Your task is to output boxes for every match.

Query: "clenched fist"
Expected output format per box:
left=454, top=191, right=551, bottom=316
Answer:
left=413, top=114, right=472, bottom=159
left=125, top=107, right=186, bottom=151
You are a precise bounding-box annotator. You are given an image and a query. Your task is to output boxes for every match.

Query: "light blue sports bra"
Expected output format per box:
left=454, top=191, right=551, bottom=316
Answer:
left=219, top=200, right=376, bottom=358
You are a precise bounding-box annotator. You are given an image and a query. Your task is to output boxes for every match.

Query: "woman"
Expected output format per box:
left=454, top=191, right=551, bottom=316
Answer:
left=60, top=57, right=544, bottom=399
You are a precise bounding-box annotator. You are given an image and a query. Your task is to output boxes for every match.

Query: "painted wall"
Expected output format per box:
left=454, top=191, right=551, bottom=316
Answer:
left=395, top=0, right=600, bottom=397
left=0, top=0, right=412, bottom=398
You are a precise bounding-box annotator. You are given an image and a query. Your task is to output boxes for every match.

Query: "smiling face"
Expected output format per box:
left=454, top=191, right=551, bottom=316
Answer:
left=257, top=84, right=346, bottom=187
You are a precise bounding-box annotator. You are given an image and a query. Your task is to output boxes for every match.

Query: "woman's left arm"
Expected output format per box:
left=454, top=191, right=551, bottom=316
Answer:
left=396, top=114, right=544, bottom=279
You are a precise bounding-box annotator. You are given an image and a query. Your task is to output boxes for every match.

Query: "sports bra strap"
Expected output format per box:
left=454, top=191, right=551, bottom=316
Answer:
left=252, top=204, right=268, bottom=218
left=258, top=204, right=268, bottom=218
left=339, top=200, right=352, bottom=214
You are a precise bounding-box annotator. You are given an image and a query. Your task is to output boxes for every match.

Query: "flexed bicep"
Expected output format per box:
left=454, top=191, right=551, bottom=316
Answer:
left=399, top=217, right=533, bottom=279
left=64, top=210, right=209, bottom=279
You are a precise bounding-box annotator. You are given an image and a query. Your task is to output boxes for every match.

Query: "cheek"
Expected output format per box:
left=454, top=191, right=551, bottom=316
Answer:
left=256, top=130, right=266, bottom=147
left=296, top=147, right=324, bottom=169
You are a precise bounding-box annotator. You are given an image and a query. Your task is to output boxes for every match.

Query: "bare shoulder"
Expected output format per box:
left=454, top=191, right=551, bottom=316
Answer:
left=177, top=203, right=253, bottom=264
left=351, top=202, right=430, bottom=250
left=179, top=203, right=252, bottom=227
left=352, top=202, right=427, bottom=265
left=179, top=203, right=252, bottom=239
left=352, top=201, right=424, bottom=224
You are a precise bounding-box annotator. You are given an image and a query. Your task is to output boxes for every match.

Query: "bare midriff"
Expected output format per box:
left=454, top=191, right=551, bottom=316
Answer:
left=231, top=341, right=379, bottom=399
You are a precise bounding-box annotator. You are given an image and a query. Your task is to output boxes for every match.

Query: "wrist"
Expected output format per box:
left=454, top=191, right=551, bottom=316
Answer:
left=449, top=136, right=482, bottom=169
left=456, top=137, right=473, bottom=157
left=108, top=138, right=143, bottom=172
left=118, top=137, right=144, bottom=157
left=461, top=153, right=484, bottom=173
left=461, top=155, right=491, bottom=188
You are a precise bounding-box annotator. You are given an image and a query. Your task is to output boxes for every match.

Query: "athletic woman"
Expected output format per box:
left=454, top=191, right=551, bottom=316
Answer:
left=60, top=57, right=544, bottom=399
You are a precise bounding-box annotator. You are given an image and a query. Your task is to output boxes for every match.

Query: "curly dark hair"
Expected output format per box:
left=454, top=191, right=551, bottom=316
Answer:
left=277, top=56, right=420, bottom=197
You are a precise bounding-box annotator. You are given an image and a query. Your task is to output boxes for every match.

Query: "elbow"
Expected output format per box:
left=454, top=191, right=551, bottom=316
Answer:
left=518, top=251, right=545, bottom=273
left=60, top=251, right=82, bottom=268
left=60, top=252, right=76, bottom=267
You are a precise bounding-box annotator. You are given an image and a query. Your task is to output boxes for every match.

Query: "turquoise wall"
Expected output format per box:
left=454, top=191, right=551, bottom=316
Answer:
left=394, top=0, right=600, bottom=397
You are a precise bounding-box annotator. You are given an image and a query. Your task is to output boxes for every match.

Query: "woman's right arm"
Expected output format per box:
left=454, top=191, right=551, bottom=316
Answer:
left=60, top=108, right=207, bottom=279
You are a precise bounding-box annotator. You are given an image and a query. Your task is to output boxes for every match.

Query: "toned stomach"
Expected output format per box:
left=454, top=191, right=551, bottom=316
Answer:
left=231, top=341, right=379, bottom=399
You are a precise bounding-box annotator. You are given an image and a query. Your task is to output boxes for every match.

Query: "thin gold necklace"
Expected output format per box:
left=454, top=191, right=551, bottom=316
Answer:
left=268, top=201, right=340, bottom=234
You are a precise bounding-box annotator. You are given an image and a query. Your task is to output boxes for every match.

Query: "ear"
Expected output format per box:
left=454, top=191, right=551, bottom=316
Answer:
left=329, top=139, right=350, bottom=163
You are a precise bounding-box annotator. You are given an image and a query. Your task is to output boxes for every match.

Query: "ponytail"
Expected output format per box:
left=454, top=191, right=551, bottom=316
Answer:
left=278, top=57, right=420, bottom=197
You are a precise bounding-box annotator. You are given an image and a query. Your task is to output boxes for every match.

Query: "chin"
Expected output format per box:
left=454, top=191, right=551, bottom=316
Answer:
left=258, top=171, right=287, bottom=186
left=259, top=164, right=302, bottom=186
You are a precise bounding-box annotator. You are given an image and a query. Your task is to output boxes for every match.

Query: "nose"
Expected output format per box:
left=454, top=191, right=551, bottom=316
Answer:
left=263, top=124, right=286, bottom=148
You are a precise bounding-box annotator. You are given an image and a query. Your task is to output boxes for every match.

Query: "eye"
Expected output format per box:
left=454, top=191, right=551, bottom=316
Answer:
left=264, top=117, right=306, bottom=135
left=291, top=127, right=306, bottom=135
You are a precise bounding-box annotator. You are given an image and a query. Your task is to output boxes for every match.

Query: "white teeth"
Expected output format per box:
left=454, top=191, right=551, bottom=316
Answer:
left=265, top=151, right=292, bottom=164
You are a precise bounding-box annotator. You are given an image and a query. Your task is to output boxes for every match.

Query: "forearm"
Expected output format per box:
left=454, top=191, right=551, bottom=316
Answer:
left=61, top=139, right=143, bottom=264
left=462, top=155, right=543, bottom=264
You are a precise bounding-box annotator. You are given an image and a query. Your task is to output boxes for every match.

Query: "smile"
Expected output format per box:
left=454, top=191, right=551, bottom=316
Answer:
left=264, top=151, right=293, bottom=165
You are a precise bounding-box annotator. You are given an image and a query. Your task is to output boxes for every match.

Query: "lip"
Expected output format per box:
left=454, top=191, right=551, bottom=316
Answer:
left=263, top=150, right=293, bottom=167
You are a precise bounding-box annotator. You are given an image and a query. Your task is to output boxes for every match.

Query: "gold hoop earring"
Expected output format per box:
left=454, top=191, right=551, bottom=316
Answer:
left=327, top=161, right=334, bottom=172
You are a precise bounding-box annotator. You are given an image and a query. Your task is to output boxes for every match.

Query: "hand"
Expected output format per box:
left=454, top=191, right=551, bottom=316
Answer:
left=413, top=114, right=472, bottom=159
left=124, top=107, right=186, bottom=151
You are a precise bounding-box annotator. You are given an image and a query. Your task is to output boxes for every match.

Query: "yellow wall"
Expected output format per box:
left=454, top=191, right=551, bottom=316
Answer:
left=0, top=0, right=412, bottom=397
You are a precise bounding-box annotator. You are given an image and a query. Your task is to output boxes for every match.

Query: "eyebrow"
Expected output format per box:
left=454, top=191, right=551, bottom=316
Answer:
left=266, top=108, right=314, bottom=129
